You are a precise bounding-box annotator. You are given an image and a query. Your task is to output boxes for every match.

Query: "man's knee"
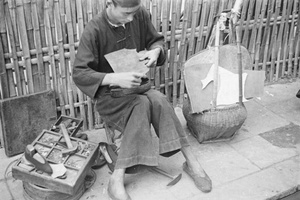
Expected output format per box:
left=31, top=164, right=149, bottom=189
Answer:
left=146, top=90, right=171, bottom=108
left=134, top=95, right=151, bottom=110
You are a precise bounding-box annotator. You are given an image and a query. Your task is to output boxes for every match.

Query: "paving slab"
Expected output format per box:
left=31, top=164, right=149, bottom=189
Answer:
left=0, top=178, right=24, bottom=200
left=188, top=160, right=298, bottom=200
left=256, top=81, right=300, bottom=106
left=229, top=100, right=290, bottom=143
left=229, top=135, right=298, bottom=169
left=260, top=124, right=300, bottom=149
left=186, top=138, right=260, bottom=187
left=0, top=149, right=21, bottom=180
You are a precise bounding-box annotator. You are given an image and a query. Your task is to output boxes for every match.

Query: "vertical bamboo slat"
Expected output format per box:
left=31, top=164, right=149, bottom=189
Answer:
left=281, top=0, right=293, bottom=76
left=1, top=0, right=17, bottom=98
left=275, top=0, right=288, bottom=80
left=287, top=0, right=297, bottom=76
left=241, top=0, right=254, bottom=48
left=3, top=0, right=22, bottom=96
left=76, top=0, right=88, bottom=130
left=269, top=0, right=280, bottom=82
left=0, top=29, right=9, bottom=99
left=254, top=0, right=268, bottom=70
left=261, top=0, right=274, bottom=79
left=16, top=0, right=34, bottom=94
left=8, top=0, right=27, bottom=95
left=31, top=0, right=46, bottom=91
left=178, top=0, right=191, bottom=105
left=65, top=0, right=76, bottom=117
left=0, top=0, right=9, bottom=99
left=195, top=0, right=207, bottom=52
left=24, top=0, right=40, bottom=92
left=293, top=0, right=300, bottom=78
left=54, top=0, right=67, bottom=115
left=37, top=0, right=51, bottom=91
left=187, top=0, right=199, bottom=58
left=248, top=0, right=262, bottom=67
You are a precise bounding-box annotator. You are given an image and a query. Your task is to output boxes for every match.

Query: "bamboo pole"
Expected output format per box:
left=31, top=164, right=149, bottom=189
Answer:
left=0, top=29, right=9, bottom=99
left=76, top=0, right=88, bottom=130
left=241, top=0, right=254, bottom=48
left=195, top=0, right=207, bottom=52
left=36, top=0, right=51, bottom=91
left=3, top=0, right=22, bottom=96
left=187, top=0, right=199, bottom=58
left=24, top=0, right=41, bottom=92
left=169, top=0, right=178, bottom=106
left=8, top=0, right=27, bottom=95
left=275, top=0, right=288, bottom=81
left=161, top=0, right=169, bottom=97
left=287, top=0, right=297, bottom=76
left=248, top=0, right=262, bottom=67
left=212, top=20, right=220, bottom=109
left=204, top=0, right=216, bottom=47
left=54, top=0, right=67, bottom=115
left=280, top=0, right=293, bottom=76
left=65, top=0, right=76, bottom=117
left=31, top=0, right=46, bottom=91
left=178, top=0, right=192, bottom=105
left=261, top=0, right=274, bottom=81
left=16, top=0, right=35, bottom=94
left=254, top=0, right=268, bottom=70
left=1, top=0, right=17, bottom=98
left=45, top=1, right=60, bottom=114
left=0, top=0, right=9, bottom=99
left=269, top=0, right=280, bottom=82
left=238, top=0, right=248, bottom=45
left=293, top=0, right=300, bottom=78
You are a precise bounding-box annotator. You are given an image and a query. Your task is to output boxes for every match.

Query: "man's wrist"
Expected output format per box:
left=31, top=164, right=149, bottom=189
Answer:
left=102, top=73, right=115, bottom=86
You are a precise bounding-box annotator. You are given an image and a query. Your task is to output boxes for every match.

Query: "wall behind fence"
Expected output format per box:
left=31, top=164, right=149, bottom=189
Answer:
left=0, top=0, right=299, bottom=130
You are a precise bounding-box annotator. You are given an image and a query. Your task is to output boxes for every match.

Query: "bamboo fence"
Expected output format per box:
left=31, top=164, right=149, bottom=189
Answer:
left=0, top=0, right=299, bottom=130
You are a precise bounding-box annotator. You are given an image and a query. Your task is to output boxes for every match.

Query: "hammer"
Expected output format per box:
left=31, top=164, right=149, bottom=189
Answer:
left=148, top=167, right=182, bottom=186
left=60, top=124, right=78, bottom=156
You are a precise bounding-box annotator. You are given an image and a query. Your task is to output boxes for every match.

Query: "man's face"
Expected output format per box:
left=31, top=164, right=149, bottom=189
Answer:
left=108, top=0, right=140, bottom=25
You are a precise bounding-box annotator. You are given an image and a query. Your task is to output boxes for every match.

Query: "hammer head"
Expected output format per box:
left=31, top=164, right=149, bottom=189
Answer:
left=167, top=173, right=182, bottom=186
left=62, top=143, right=78, bottom=156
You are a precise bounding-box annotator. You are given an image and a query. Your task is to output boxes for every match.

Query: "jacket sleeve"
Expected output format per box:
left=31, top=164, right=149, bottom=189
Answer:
left=72, top=22, right=106, bottom=99
left=142, top=7, right=166, bottom=66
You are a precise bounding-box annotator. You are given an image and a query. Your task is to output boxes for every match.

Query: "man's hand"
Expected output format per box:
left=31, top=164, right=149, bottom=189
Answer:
left=139, top=48, right=161, bottom=68
left=102, top=72, right=147, bottom=88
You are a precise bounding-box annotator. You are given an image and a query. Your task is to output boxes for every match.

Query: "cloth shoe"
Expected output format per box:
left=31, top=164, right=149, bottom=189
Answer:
left=183, top=162, right=212, bottom=193
left=296, top=89, right=300, bottom=98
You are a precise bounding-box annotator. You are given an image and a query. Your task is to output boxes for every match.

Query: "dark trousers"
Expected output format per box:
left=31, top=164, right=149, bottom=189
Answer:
left=95, top=89, right=189, bottom=169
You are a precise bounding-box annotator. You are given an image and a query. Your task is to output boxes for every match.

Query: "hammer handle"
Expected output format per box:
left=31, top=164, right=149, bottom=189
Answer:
left=149, top=167, right=174, bottom=179
left=60, top=124, right=73, bottom=149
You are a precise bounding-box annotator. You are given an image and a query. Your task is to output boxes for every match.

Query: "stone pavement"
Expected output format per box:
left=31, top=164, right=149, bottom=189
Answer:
left=0, top=80, right=299, bottom=200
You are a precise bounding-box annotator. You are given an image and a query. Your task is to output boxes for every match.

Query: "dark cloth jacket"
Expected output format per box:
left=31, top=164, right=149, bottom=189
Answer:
left=73, top=6, right=166, bottom=98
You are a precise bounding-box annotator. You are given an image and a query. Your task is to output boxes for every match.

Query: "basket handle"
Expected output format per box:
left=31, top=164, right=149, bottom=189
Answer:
left=209, top=10, right=244, bottom=108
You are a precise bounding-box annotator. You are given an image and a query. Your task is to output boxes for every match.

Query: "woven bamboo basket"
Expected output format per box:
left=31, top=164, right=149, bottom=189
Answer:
left=183, top=14, right=248, bottom=143
left=183, top=96, right=247, bottom=143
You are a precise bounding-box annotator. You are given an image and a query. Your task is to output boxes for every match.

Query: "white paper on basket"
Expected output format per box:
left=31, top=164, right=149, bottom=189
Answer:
left=201, top=65, right=248, bottom=106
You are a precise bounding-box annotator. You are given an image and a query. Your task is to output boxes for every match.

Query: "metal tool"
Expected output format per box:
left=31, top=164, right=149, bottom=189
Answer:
left=24, top=144, right=53, bottom=174
left=148, top=167, right=182, bottom=186
left=60, top=124, right=78, bottom=156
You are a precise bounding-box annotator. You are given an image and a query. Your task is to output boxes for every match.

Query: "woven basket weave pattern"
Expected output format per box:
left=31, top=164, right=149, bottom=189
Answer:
left=183, top=96, right=247, bottom=143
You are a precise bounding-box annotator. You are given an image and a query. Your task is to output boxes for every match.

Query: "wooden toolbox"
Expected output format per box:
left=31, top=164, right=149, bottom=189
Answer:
left=50, top=115, right=84, bottom=137
left=12, top=129, right=99, bottom=195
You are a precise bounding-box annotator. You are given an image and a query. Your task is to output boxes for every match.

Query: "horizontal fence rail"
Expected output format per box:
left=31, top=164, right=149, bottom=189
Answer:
left=0, top=0, right=299, bottom=130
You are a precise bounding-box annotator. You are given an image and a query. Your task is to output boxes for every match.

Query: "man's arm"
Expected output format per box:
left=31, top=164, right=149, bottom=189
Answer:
left=139, top=7, right=166, bottom=67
